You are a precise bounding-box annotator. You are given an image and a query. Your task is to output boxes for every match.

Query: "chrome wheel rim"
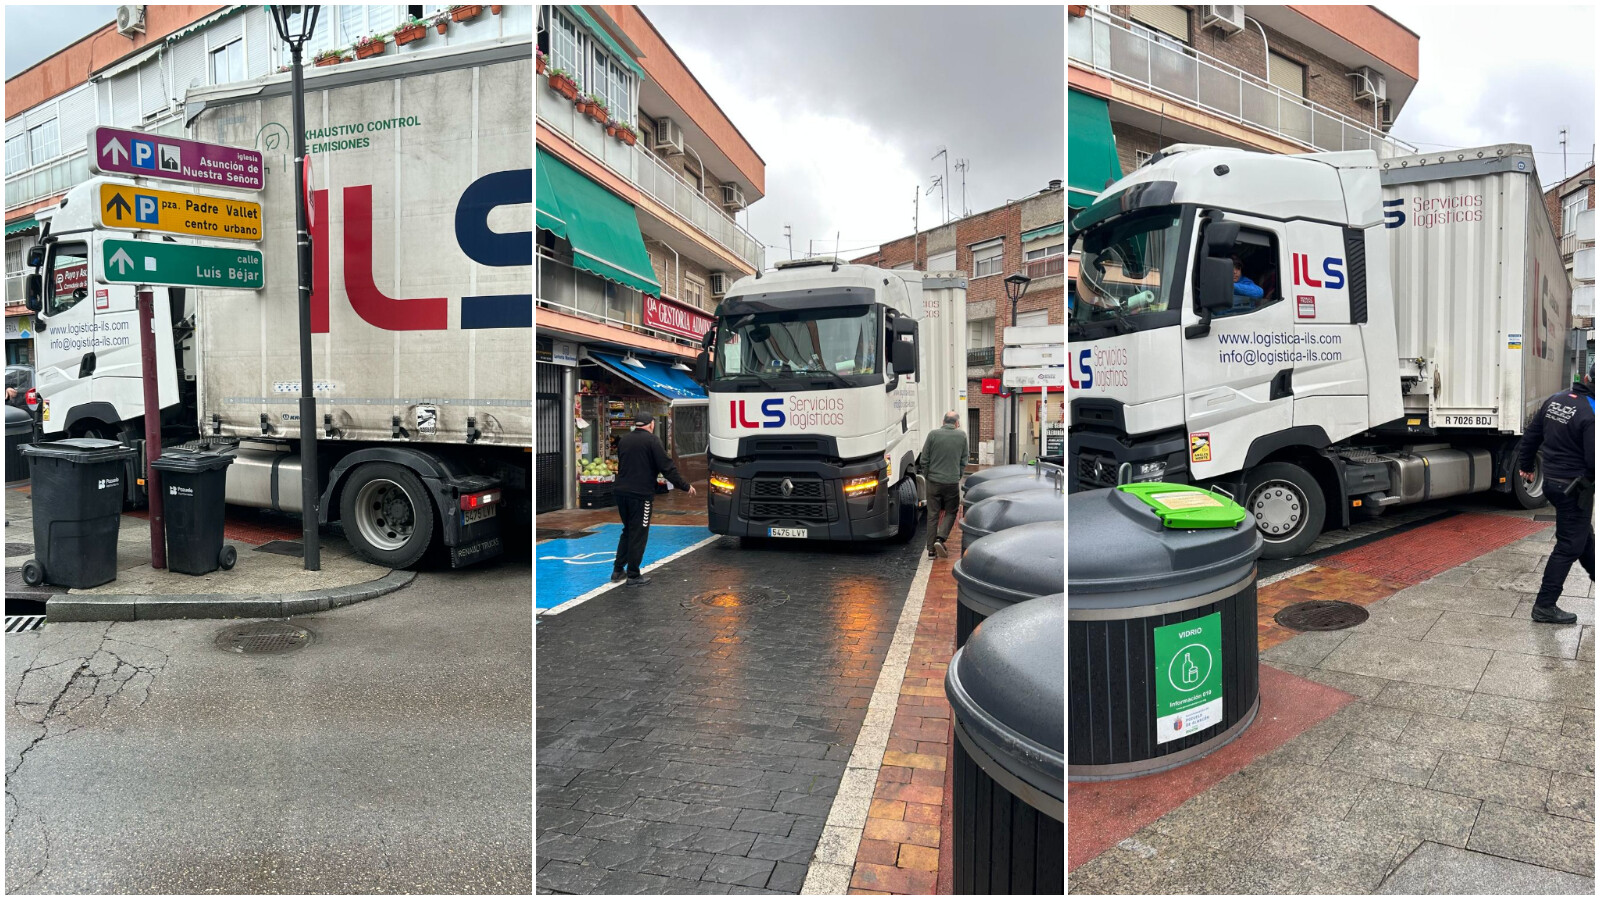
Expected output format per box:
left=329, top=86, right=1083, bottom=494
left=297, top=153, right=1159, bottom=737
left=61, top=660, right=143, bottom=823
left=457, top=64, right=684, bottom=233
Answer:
left=1249, top=479, right=1306, bottom=543
left=353, top=479, right=416, bottom=552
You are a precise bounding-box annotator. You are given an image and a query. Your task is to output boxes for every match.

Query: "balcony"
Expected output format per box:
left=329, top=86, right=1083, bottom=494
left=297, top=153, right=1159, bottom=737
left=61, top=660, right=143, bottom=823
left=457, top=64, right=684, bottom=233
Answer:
left=5, top=150, right=88, bottom=210
left=537, top=74, right=764, bottom=272
left=967, top=347, right=995, bottom=369
left=1025, top=254, right=1065, bottom=279
left=1562, top=231, right=1577, bottom=258
left=1069, top=8, right=1415, bottom=159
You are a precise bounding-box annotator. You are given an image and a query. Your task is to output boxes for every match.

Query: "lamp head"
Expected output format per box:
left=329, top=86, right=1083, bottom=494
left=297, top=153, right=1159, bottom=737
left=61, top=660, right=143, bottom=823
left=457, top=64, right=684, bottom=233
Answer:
left=1004, top=272, right=1032, bottom=301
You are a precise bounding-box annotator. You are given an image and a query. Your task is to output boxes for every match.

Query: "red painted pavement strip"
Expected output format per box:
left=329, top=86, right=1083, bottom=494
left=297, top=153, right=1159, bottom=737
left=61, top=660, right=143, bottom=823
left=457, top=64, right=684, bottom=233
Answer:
left=1318, top=512, right=1550, bottom=584
left=124, top=508, right=302, bottom=545
left=1066, top=664, right=1354, bottom=873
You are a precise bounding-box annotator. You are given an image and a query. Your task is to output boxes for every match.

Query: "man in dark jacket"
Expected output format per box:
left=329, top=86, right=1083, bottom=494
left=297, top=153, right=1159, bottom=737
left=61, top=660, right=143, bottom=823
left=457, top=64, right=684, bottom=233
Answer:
left=611, top=413, right=694, bottom=586
left=1517, top=363, right=1594, bottom=624
left=918, top=411, right=969, bottom=558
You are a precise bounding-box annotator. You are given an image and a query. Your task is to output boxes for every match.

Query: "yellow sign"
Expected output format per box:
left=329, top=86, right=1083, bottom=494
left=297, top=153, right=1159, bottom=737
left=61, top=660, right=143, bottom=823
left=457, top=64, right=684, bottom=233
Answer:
left=96, top=182, right=261, bottom=242
left=1190, top=432, right=1211, bottom=463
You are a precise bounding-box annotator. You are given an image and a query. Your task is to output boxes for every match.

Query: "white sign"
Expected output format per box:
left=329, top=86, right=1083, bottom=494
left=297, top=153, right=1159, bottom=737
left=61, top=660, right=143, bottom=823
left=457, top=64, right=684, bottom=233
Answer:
left=550, top=340, right=579, bottom=366
left=1003, top=367, right=1065, bottom=389
left=1003, top=344, right=1066, bottom=367
left=1003, top=324, right=1063, bottom=347
left=4, top=315, right=33, bottom=338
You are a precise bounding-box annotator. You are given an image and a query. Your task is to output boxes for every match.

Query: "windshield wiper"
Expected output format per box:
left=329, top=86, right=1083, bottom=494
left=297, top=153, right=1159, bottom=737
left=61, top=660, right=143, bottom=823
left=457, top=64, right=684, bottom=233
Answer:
left=732, top=371, right=784, bottom=391
left=800, top=368, right=854, bottom=390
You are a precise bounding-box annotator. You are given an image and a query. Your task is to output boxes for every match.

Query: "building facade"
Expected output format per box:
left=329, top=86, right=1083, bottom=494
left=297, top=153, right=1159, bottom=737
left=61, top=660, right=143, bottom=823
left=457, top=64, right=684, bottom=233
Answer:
left=1542, top=164, right=1596, bottom=377
left=853, top=184, right=1065, bottom=466
left=535, top=5, right=765, bottom=512
left=4, top=3, right=532, bottom=366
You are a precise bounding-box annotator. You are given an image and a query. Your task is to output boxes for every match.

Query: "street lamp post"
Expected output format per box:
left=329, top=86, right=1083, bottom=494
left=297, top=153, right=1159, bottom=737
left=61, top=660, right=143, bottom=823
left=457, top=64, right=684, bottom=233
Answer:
left=269, top=5, right=321, bottom=571
left=1003, top=272, right=1031, bottom=465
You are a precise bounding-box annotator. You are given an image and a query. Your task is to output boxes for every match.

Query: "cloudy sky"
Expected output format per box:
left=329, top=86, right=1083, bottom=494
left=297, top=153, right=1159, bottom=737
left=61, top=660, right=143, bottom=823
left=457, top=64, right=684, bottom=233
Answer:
left=1380, top=4, right=1595, bottom=187
left=642, top=5, right=1065, bottom=261
left=6, top=6, right=118, bottom=78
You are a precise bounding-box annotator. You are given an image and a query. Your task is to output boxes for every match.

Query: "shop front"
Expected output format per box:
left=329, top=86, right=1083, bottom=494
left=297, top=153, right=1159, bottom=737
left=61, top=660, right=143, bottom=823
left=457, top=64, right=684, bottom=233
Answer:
left=5, top=313, right=35, bottom=367
left=573, top=349, right=707, bottom=508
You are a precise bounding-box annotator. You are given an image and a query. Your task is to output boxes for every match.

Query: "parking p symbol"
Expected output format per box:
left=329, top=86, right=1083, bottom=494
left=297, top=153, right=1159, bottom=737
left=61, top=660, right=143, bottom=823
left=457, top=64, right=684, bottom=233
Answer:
left=131, top=139, right=155, bottom=170
left=136, top=195, right=159, bottom=224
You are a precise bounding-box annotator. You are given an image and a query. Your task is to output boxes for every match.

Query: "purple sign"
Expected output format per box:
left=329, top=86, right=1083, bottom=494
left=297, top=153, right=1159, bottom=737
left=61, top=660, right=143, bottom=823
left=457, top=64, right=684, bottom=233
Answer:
left=89, top=126, right=264, bottom=192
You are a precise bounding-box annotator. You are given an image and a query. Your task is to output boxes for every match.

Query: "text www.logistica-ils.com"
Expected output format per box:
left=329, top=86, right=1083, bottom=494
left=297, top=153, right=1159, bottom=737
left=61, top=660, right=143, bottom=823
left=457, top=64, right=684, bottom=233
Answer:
left=48, top=320, right=132, bottom=352
left=1216, top=331, right=1343, bottom=365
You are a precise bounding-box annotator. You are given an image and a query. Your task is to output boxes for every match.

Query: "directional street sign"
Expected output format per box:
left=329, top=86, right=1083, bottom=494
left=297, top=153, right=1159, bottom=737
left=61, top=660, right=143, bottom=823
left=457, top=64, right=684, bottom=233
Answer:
left=1002, top=344, right=1066, bottom=367
left=1002, top=324, right=1064, bottom=347
left=1002, top=366, right=1065, bottom=389
left=97, top=237, right=265, bottom=290
left=89, top=126, right=265, bottom=191
left=97, top=182, right=262, bottom=242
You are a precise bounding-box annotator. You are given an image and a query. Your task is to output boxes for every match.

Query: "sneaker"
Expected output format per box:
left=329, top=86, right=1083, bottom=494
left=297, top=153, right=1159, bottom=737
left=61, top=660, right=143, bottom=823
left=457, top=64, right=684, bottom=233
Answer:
left=1531, top=605, right=1578, bottom=624
left=627, top=574, right=652, bottom=586
left=934, top=541, right=948, bottom=559
left=927, top=549, right=936, bottom=559
left=610, top=570, right=627, bottom=583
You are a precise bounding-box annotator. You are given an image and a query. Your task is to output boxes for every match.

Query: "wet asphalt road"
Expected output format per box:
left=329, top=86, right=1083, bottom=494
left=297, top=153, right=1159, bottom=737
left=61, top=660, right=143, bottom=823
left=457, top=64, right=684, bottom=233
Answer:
left=535, top=530, right=927, bottom=894
left=5, top=555, right=532, bottom=894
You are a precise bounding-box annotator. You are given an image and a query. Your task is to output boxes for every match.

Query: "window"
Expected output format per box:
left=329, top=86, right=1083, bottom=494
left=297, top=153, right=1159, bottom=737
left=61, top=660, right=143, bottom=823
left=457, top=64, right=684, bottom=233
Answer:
left=971, top=239, right=1004, bottom=278
left=683, top=274, right=706, bottom=310
left=5, top=134, right=28, bottom=173
left=1211, top=227, right=1282, bottom=318
left=46, top=241, right=89, bottom=317
left=210, top=39, right=245, bottom=85
left=1017, top=309, right=1051, bottom=328
left=1562, top=189, right=1588, bottom=236
left=542, top=7, right=635, bottom=124
left=927, top=249, right=957, bottom=272
left=673, top=405, right=708, bottom=456
left=27, top=120, right=58, bottom=167
left=1025, top=242, right=1065, bottom=278
left=1267, top=51, right=1305, bottom=98
left=549, top=8, right=582, bottom=83
left=968, top=318, right=994, bottom=349
left=1025, top=243, right=1064, bottom=262
left=1135, top=150, right=1153, bottom=169
left=1130, top=5, right=1189, bottom=43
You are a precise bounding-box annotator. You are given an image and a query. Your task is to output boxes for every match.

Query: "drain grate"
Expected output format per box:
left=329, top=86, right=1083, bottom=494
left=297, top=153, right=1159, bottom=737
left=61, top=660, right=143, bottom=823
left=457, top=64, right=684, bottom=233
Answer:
left=252, top=540, right=304, bottom=557
left=5, top=542, right=33, bottom=556
left=214, top=622, right=314, bottom=654
left=684, top=586, right=789, bottom=609
left=1275, top=600, right=1369, bottom=631
left=1534, top=514, right=1558, bottom=522
left=536, top=528, right=596, bottom=542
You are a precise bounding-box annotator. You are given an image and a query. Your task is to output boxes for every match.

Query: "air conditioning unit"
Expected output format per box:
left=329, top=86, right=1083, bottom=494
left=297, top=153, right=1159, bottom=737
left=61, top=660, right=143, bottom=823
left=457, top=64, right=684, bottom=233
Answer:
left=1380, top=102, right=1396, bottom=131
left=652, top=117, right=685, bottom=156
left=1203, top=5, right=1244, bottom=34
left=116, top=5, right=146, bottom=36
left=709, top=272, right=728, bottom=296
left=720, top=184, right=746, bottom=211
left=1353, top=66, right=1387, bottom=103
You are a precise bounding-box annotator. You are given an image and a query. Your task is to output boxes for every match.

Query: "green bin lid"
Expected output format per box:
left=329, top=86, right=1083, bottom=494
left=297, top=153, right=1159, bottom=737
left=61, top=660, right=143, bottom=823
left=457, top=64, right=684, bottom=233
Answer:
left=1115, top=482, right=1246, bottom=529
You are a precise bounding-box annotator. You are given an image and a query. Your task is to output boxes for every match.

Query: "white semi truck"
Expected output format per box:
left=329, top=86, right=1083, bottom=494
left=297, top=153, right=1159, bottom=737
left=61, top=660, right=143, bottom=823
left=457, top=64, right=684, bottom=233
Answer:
left=1069, top=143, right=1570, bottom=558
left=696, top=259, right=967, bottom=542
left=23, top=40, right=532, bottom=568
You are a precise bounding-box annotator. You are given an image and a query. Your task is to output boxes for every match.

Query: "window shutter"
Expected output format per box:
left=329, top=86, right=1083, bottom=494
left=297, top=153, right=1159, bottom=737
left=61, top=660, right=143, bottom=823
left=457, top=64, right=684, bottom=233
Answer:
left=1268, top=51, right=1304, bottom=97
left=1130, top=5, right=1189, bottom=42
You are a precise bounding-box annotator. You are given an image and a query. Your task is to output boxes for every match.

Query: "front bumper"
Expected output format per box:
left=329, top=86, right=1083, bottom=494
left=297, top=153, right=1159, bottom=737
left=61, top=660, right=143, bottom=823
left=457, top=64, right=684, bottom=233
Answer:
left=708, top=456, right=898, bottom=540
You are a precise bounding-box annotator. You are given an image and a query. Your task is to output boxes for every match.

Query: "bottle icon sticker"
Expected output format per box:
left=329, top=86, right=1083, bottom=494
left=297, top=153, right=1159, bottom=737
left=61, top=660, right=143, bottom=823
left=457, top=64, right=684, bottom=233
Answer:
left=1181, top=652, right=1200, bottom=686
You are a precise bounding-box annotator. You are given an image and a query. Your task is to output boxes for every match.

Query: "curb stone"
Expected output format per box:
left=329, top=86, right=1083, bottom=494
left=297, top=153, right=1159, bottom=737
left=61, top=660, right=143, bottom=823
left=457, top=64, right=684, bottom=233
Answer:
left=44, top=570, right=417, bottom=622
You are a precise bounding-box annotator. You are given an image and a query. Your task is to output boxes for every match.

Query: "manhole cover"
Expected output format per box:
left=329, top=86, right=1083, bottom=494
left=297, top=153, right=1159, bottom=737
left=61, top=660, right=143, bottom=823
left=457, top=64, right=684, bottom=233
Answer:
left=1275, top=600, right=1369, bottom=631
left=214, top=622, right=314, bottom=654
left=5, top=542, right=32, bottom=555
left=684, top=587, right=789, bottom=609
left=252, top=540, right=304, bottom=557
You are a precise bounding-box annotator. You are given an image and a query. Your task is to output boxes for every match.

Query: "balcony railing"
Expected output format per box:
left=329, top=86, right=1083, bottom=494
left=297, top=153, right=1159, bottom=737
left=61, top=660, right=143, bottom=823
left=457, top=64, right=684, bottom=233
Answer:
left=1069, top=8, right=1415, bottom=159
left=1025, top=255, right=1064, bottom=279
left=967, top=347, right=995, bottom=369
left=537, top=73, right=764, bottom=272
left=1561, top=231, right=1577, bottom=257
left=5, top=150, right=88, bottom=209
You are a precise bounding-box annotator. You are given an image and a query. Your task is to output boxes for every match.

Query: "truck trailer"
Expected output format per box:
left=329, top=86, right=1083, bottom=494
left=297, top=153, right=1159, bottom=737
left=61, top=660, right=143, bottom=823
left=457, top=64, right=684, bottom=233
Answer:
left=24, top=39, right=532, bottom=568
left=1069, top=143, right=1570, bottom=558
left=696, top=259, right=967, bottom=542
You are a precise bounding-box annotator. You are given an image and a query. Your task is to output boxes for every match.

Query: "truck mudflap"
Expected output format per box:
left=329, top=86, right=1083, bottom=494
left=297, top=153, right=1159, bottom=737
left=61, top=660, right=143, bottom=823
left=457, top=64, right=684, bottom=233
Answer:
left=1069, top=429, right=1188, bottom=491
left=324, top=447, right=506, bottom=567
left=707, top=456, right=898, bottom=540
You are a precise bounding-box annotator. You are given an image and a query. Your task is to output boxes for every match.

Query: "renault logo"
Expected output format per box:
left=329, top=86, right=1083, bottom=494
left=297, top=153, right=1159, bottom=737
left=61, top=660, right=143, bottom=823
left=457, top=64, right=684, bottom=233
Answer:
left=781, top=477, right=794, bottom=498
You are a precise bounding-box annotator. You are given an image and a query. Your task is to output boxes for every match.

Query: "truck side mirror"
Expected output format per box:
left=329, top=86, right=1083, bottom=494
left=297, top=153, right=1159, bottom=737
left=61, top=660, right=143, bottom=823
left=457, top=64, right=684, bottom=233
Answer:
left=1197, top=256, right=1235, bottom=313
left=1204, top=221, right=1241, bottom=259
left=694, top=350, right=710, bottom=384
left=26, top=245, right=44, bottom=268
left=891, top=317, right=918, bottom=375
left=24, top=274, right=41, bottom=313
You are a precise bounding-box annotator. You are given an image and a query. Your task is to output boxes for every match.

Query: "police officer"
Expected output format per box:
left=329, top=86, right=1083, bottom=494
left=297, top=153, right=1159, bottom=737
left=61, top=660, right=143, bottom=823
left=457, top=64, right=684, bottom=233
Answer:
left=611, top=413, right=694, bottom=586
left=1517, top=363, right=1594, bottom=624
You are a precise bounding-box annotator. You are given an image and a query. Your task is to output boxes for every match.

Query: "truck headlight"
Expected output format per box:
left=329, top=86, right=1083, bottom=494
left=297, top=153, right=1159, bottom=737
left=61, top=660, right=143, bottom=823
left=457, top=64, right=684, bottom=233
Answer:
left=710, top=474, right=736, bottom=495
left=843, top=475, right=879, bottom=496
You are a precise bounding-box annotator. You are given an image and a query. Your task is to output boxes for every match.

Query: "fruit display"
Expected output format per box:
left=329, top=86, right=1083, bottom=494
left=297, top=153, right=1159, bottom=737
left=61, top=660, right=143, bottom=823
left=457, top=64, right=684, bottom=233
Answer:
left=578, top=456, right=617, bottom=483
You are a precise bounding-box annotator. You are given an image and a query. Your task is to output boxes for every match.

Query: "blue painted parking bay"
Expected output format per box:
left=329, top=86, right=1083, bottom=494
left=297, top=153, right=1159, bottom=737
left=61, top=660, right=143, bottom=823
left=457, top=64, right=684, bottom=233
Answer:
left=536, top=523, right=713, bottom=610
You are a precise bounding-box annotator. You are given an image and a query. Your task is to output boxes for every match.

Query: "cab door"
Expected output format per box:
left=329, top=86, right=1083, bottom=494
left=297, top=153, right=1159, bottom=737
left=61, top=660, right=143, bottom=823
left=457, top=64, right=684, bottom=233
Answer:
left=1179, top=213, right=1295, bottom=479
left=34, top=238, right=97, bottom=433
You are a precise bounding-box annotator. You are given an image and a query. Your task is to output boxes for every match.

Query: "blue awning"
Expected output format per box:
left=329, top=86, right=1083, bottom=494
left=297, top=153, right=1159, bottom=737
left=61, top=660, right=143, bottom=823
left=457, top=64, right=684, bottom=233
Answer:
left=588, top=350, right=707, bottom=405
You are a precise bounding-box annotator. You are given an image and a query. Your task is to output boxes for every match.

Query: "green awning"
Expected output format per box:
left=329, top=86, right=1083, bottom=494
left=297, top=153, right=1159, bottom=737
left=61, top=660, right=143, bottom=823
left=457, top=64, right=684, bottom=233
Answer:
left=5, top=218, right=38, bottom=236
left=1021, top=222, right=1065, bottom=243
left=1069, top=90, right=1123, bottom=213
left=537, top=148, right=662, bottom=297
left=567, top=6, right=646, bottom=79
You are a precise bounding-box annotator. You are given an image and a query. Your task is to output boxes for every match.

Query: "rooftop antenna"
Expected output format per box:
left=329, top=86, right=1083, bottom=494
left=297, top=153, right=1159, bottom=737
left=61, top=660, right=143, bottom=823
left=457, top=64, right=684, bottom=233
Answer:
left=926, top=176, right=944, bottom=229
left=955, top=158, right=970, bottom=217
left=832, top=231, right=840, bottom=272
left=912, top=184, right=921, bottom=269
left=784, top=224, right=793, bottom=262
left=1560, top=128, right=1569, bottom=179
left=931, top=147, right=950, bottom=224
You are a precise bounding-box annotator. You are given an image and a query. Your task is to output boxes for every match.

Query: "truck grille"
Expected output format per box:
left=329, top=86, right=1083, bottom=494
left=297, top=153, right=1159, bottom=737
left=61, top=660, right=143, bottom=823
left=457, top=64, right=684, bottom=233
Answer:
left=750, top=479, right=824, bottom=499
left=747, top=475, right=829, bottom=521
left=1075, top=451, right=1119, bottom=490
left=750, top=501, right=825, bottom=519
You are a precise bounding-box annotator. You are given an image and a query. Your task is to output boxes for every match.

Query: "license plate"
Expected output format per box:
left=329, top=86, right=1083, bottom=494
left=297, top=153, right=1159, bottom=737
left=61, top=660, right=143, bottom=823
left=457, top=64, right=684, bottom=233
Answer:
left=768, top=527, right=807, bottom=539
left=462, top=505, right=497, bottom=526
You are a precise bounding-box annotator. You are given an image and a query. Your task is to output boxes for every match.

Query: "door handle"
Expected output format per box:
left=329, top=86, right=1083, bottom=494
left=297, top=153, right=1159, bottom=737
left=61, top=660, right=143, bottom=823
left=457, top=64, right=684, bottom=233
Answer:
left=78, top=352, right=96, bottom=378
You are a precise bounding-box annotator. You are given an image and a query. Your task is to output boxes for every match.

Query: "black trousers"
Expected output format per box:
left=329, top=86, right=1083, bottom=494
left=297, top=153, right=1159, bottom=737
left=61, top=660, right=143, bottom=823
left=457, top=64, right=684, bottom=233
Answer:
left=613, top=492, right=653, bottom=577
left=1535, top=481, right=1595, bottom=608
left=927, top=481, right=961, bottom=551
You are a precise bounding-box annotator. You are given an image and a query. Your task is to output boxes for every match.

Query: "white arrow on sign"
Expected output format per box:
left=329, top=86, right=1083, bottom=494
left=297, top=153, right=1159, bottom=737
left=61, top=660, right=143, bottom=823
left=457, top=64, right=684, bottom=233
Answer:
left=1002, top=366, right=1065, bottom=388
left=109, top=248, right=134, bottom=275
left=102, top=137, right=129, bottom=165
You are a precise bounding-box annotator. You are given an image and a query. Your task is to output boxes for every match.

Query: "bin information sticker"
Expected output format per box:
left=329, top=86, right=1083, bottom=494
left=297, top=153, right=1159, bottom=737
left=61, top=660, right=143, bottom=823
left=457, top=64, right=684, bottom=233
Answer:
left=1150, top=490, right=1223, bottom=510
left=1154, top=613, right=1224, bottom=744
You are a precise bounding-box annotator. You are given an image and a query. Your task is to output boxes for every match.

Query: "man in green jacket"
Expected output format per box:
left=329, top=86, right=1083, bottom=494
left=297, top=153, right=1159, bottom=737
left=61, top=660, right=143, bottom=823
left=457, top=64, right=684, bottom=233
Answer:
left=918, top=411, right=969, bottom=558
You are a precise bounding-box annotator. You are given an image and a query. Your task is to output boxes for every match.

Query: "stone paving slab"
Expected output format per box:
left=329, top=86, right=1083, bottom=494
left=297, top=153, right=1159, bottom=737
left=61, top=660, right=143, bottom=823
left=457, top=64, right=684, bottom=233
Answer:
left=1318, top=633, right=1493, bottom=690
left=1376, top=841, right=1595, bottom=894
left=1423, top=611, right=1583, bottom=659
left=1466, top=801, right=1596, bottom=877
left=1475, top=652, right=1596, bottom=710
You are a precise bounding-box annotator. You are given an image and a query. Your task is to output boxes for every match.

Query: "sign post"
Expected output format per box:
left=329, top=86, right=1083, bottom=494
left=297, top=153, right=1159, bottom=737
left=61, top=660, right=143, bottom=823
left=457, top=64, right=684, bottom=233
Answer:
left=138, top=288, right=165, bottom=570
left=1002, top=324, right=1065, bottom=462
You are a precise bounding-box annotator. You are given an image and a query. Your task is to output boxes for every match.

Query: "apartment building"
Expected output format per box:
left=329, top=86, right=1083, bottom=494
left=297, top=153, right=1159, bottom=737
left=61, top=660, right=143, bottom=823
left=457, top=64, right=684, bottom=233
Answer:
left=3, top=3, right=533, bottom=366
left=535, top=5, right=765, bottom=512
left=1543, top=164, right=1596, bottom=375
left=853, top=184, right=1065, bottom=467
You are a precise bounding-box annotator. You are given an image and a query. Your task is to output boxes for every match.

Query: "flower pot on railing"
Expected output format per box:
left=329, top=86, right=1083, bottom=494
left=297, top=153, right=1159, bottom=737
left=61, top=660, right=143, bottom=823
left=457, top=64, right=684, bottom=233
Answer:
left=490, top=4, right=503, bottom=13
left=451, top=5, right=483, bottom=23
left=536, top=53, right=547, bottom=75
left=584, top=102, right=608, bottom=125
left=614, top=126, right=637, bottom=147
left=435, top=18, right=448, bottom=34
left=355, top=37, right=385, bottom=60
left=394, top=22, right=427, bottom=46
left=314, top=52, right=343, bottom=67
left=548, top=72, right=579, bottom=101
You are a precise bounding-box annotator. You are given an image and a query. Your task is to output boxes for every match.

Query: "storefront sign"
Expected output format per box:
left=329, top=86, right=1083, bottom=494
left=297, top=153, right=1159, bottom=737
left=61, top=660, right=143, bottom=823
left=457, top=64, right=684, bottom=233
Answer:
left=550, top=340, right=578, bottom=366
left=644, top=294, right=713, bottom=341
left=1153, top=613, right=1224, bottom=744
left=5, top=315, right=34, bottom=339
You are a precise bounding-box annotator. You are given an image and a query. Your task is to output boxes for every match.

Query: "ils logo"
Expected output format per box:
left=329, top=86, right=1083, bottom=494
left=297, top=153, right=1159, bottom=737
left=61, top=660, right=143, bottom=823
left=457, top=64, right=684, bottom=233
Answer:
left=1068, top=349, right=1093, bottom=389
left=729, top=399, right=786, bottom=429
left=1291, top=253, right=1345, bottom=290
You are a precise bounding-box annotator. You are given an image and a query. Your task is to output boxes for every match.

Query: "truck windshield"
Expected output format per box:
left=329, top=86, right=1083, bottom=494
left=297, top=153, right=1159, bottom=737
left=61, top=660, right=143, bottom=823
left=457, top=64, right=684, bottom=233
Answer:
left=1073, top=208, right=1182, bottom=331
left=716, top=306, right=880, bottom=383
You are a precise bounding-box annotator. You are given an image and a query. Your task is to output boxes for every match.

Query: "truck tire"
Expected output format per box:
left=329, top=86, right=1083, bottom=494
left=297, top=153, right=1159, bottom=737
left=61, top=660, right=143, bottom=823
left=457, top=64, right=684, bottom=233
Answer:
left=1244, top=462, right=1326, bottom=559
left=891, top=478, right=918, bottom=543
left=1507, top=467, right=1547, bottom=509
left=339, top=462, right=436, bottom=569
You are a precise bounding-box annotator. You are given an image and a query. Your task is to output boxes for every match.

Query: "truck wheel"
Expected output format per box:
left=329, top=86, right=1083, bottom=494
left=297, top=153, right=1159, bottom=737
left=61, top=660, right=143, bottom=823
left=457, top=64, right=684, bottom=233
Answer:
left=1507, top=467, right=1547, bottom=510
left=339, top=462, right=436, bottom=569
left=891, top=479, right=918, bottom=543
left=1244, top=462, right=1326, bottom=559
